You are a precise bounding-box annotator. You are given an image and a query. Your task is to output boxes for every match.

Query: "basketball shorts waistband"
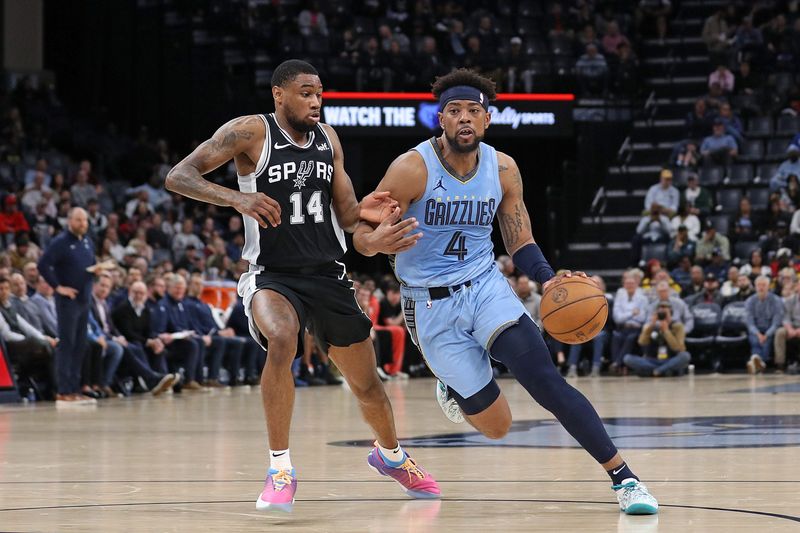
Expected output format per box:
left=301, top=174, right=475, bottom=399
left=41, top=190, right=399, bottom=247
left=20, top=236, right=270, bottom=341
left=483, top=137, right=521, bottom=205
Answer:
left=400, top=265, right=496, bottom=302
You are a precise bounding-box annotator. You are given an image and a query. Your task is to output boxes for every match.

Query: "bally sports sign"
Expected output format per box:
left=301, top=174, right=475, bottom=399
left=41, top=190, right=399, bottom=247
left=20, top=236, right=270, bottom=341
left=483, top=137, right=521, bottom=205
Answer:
left=321, top=92, right=573, bottom=137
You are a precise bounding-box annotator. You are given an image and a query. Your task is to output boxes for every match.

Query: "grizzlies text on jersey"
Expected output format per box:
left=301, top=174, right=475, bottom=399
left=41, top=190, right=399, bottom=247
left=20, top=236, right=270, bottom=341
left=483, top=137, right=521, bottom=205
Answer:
left=237, top=113, right=346, bottom=270
left=394, top=137, right=502, bottom=287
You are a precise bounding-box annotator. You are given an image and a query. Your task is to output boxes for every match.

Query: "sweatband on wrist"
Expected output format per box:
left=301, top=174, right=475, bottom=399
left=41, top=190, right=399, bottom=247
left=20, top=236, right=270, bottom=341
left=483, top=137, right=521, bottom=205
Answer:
left=512, top=243, right=555, bottom=285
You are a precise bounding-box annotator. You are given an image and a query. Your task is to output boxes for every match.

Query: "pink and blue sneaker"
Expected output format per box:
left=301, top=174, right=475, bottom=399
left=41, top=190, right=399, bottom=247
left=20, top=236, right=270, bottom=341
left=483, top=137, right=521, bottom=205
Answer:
left=367, top=445, right=441, bottom=499
left=255, top=468, right=297, bottom=512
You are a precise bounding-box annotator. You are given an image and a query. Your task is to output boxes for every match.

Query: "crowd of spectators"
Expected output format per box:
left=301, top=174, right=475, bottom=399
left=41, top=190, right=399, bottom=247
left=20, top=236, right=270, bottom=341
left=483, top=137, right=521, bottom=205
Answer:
left=625, top=2, right=800, bottom=376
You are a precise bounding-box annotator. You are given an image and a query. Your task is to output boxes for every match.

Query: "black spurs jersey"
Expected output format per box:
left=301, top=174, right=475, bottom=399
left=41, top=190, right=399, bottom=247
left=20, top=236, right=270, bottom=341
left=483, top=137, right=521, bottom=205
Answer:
left=238, top=113, right=346, bottom=270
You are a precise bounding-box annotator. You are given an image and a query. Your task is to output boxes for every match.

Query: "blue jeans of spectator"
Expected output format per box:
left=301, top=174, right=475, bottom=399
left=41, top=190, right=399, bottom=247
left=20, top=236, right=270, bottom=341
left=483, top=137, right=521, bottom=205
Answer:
left=623, top=352, right=691, bottom=376
left=243, top=337, right=266, bottom=380
left=748, top=330, right=774, bottom=362
left=55, top=295, right=90, bottom=395
left=102, top=339, right=125, bottom=386
left=611, top=326, right=641, bottom=365
left=566, top=330, right=608, bottom=367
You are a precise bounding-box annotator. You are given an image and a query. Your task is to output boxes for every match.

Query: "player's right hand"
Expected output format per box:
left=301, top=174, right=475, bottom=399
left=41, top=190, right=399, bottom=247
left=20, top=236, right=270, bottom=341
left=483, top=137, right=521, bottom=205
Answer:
left=368, top=207, right=422, bottom=254
left=234, top=191, right=281, bottom=228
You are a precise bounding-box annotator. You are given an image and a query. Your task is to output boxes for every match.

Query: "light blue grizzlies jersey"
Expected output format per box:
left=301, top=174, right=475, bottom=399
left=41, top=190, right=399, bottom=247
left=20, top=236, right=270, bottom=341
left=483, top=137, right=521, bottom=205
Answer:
left=394, top=137, right=502, bottom=288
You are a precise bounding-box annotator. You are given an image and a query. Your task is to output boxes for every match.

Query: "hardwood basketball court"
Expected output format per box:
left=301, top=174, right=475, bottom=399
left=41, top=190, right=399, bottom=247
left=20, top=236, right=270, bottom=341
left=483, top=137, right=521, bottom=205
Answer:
left=1, top=375, right=798, bottom=532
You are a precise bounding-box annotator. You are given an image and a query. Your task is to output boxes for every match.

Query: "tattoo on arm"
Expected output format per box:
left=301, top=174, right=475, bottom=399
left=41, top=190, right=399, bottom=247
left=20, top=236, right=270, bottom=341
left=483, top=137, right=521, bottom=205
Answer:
left=498, top=166, right=532, bottom=253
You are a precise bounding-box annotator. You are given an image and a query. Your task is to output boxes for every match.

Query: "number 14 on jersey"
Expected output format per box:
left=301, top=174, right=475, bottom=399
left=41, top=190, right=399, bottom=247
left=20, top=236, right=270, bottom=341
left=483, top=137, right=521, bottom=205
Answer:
left=289, top=190, right=324, bottom=225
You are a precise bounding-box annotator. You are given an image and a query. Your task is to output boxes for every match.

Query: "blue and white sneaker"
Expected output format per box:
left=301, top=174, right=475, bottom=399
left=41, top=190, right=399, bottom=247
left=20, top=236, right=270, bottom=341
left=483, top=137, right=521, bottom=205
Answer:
left=435, top=380, right=464, bottom=424
left=613, top=479, right=658, bottom=515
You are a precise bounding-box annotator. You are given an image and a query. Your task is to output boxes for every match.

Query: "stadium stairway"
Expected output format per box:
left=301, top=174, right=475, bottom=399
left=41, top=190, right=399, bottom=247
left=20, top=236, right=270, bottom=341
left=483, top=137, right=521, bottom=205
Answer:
left=557, top=0, right=721, bottom=289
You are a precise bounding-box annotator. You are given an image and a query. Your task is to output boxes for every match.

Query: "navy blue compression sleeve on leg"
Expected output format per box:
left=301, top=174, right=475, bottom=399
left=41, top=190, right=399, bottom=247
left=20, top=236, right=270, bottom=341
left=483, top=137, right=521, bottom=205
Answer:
left=490, top=314, right=619, bottom=464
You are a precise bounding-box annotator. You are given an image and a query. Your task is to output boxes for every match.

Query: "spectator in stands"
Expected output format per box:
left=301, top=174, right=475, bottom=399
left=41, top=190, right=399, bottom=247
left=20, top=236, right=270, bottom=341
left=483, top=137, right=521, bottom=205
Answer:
left=644, top=168, right=680, bottom=217
left=610, top=271, right=649, bottom=374
left=762, top=220, right=799, bottom=259
left=708, top=63, right=734, bottom=94
left=734, top=61, right=761, bottom=97
left=602, top=21, right=629, bottom=55
left=515, top=274, right=541, bottom=327
left=673, top=140, right=700, bottom=169
left=682, top=173, right=713, bottom=218
left=357, top=37, right=392, bottom=92
left=685, top=272, right=724, bottom=307
left=0, top=276, right=56, bottom=397
left=575, top=43, right=608, bottom=96
left=700, top=119, right=738, bottom=165
left=642, top=260, right=682, bottom=295
left=297, top=1, right=328, bottom=37
left=172, top=218, right=203, bottom=261
left=475, top=14, right=499, bottom=53
left=504, top=37, right=533, bottom=94
left=69, top=169, right=97, bottom=208
left=0, top=195, right=30, bottom=249
left=671, top=203, right=701, bottom=241
left=702, top=8, right=731, bottom=64
left=611, top=42, right=640, bottom=98
left=769, top=144, right=800, bottom=192
left=720, top=266, right=740, bottom=299
left=670, top=255, right=693, bottom=291
left=782, top=175, right=800, bottom=211
left=111, top=280, right=178, bottom=395
left=649, top=279, right=694, bottom=332
left=695, top=220, right=731, bottom=264
left=88, top=272, right=128, bottom=393
left=775, top=267, right=796, bottom=299
left=774, top=281, right=800, bottom=373
left=745, top=275, right=783, bottom=373
left=732, top=197, right=760, bottom=242
left=23, top=158, right=51, bottom=187
left=667, top=225, right=695, bottom=266
left=8, top=272, right=43, bottom=332
left=29, top=200, right=57, bottom=249
left=684, top=265, right=706, bottom=298
left=624, top=301, right=691, bottom=377
left=724, top=274, right=755, bottom=305
left=717, top=103, right=744, bottom=146
left=705, top=81, right=728, bottom=110
left=705, top=248, right=731, bottom=281
left=225, top=295, right=264, bottom=385
left=636, top=0, right=671, bottom=39
left=186, top=273, right=245, bottom=386
left=153, top=273, right=203, bottom=390
left=739, top=248, right=772, bottom=281
left=416, top=36, right=448, bottom=90
left=734, top=17, right=764, bottom=62
left=686, top=99, right=714, bottom=140
left=631, top=204, right=671, bottom=263
left=21, top=171, right=52, bottom=214
left=30, top=275, right=57, bottom=337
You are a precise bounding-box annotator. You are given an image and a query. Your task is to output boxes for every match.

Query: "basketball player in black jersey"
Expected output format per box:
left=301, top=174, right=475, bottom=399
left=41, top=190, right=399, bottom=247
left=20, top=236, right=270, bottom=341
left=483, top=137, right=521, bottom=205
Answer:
left=165, top=60, right=439, bottom=512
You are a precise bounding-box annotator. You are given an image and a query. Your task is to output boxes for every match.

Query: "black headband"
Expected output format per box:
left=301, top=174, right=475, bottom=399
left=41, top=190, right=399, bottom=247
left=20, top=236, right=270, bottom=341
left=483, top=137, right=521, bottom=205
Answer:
left=438, top=85, right=488, bottom=112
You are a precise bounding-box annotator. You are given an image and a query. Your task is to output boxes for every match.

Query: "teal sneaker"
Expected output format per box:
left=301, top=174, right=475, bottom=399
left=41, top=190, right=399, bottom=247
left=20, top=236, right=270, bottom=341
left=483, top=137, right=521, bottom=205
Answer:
left=613, top=479, right=658, bottom=515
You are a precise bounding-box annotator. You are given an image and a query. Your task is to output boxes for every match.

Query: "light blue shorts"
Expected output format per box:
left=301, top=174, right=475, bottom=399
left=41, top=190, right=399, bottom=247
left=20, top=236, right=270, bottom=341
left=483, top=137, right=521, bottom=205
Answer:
left=401, top=265, right=529, bottom=398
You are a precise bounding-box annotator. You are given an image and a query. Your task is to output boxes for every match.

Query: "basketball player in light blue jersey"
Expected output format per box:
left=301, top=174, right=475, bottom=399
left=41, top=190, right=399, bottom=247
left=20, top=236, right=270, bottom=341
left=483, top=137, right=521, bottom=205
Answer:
left=355, top=69, right=658, bottom=515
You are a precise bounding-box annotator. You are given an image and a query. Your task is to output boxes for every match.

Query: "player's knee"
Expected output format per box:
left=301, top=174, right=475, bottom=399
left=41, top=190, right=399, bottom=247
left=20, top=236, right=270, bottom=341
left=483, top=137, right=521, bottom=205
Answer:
left=481, top=416, right=511, bottom=440
left=263, top=332, right=297, bottom=366
left=349, top=375, right=386, bottom=403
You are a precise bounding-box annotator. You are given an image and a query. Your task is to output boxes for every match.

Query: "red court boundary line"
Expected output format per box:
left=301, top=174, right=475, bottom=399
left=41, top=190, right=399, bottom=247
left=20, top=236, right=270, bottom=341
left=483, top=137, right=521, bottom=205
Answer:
left=323, top=92, right=574, bottom=101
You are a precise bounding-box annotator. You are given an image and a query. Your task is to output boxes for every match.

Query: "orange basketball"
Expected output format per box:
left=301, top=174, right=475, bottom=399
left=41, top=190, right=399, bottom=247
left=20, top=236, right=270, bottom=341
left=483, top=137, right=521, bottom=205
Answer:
left=540, top=277, right=608, bottom=344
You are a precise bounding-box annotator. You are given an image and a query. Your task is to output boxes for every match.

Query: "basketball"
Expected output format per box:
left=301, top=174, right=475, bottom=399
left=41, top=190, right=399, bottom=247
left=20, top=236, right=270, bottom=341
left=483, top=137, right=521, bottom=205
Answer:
left=541, top=277, right=608, bottom=344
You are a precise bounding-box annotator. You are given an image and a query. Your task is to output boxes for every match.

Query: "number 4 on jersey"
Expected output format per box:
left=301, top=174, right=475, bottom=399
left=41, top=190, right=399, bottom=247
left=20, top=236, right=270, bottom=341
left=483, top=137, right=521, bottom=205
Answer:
left=444, top=231, right=468, bottom=260
left=289, top=190, right=324, bottom=225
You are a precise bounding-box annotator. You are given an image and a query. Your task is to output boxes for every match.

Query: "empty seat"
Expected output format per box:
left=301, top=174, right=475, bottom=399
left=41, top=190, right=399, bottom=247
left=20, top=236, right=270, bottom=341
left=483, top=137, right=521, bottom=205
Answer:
left=739, top=139, right=764, bottom=162
left=725, top=164, right=753, bottom=186
left=776, top=115, right=800, bottom=136
left=549, top=35, right=573, bottom=56
left=700, top=166, right=724, bottom=187
left=685, top=303, right=721, bottom=357
left=757, top=163, right=778, bottom=181
left=707, top=214, right=730, bottom=235
left=747, top=116, right=773, bottom=136
left=748, top=187, right=771, bottom=210
left=641, top=243, right=668, bottom=263
left=767, top=138, right=791, bottom=159
left=733, top=241, right=761, bottom=261
left=714, top=301, right=749, bottom=347
left=716, top=188, right=742, bottom=213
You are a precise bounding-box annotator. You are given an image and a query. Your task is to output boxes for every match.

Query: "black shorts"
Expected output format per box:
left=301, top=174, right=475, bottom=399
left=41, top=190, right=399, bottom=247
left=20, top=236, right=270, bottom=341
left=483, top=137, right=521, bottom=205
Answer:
left=245, top=261, right=372, bottom=356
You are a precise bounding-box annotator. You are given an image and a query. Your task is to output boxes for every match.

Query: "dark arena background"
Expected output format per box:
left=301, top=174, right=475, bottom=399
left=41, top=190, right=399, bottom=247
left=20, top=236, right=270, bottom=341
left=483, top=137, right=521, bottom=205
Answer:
left=0, top=1, right=799, bottom=531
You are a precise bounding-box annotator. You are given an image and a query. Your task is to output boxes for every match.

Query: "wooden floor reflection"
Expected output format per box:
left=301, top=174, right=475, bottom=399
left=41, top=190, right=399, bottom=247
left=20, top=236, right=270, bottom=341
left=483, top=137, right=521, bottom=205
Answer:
left=1, top=374, right=799, bottom=532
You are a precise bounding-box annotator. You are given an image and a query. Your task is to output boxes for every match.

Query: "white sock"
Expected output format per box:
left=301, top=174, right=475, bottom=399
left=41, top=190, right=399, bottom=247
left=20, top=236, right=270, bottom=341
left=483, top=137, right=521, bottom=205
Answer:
left=269, top=449, right=292, bottom=471
left=378, top=443, right=405, bottom=466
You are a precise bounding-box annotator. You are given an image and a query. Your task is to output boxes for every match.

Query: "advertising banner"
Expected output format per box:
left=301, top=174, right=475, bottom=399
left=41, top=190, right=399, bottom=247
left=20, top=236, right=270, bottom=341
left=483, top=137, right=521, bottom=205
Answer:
left=321, top=92, right=574, bottom=137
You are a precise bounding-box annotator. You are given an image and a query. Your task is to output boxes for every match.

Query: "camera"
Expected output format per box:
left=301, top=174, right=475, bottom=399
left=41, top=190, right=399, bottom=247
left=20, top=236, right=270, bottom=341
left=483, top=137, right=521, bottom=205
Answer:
left=657, top=310, right=667, bottom=320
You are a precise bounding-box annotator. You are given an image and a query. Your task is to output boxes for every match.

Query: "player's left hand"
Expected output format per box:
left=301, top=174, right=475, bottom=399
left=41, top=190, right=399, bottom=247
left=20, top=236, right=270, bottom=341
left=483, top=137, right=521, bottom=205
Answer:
left=542, top=270, right=589, bottom=292
left=360, top=191, right=399, bottom=224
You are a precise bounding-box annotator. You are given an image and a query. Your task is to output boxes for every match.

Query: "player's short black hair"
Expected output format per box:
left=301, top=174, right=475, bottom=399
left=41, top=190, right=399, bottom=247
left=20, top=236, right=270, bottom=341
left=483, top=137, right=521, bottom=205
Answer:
left=271, top=60, right=319, bottom=87
left=431, top=68, right=497, bottom=101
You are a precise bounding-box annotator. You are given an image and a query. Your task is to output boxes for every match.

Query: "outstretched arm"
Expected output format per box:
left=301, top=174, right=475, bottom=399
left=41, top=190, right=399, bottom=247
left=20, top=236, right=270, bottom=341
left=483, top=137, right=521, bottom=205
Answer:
left=353, top=150, right=427, bottom=257
left=165, top=115, right=281, bottom=228
left=322, top=124, right=396, bottom=232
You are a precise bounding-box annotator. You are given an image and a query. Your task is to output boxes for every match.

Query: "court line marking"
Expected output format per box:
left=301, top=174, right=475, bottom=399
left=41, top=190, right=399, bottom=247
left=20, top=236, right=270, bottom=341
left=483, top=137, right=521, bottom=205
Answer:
left=1, top=479, right=799, bottom=484
left=0, top=498, right=798, bottom=523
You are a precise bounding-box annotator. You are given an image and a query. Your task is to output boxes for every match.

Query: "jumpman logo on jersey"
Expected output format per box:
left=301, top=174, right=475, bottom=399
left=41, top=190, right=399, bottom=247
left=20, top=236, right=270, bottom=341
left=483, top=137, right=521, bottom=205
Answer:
left=433, top=177, right=447, bottom=192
